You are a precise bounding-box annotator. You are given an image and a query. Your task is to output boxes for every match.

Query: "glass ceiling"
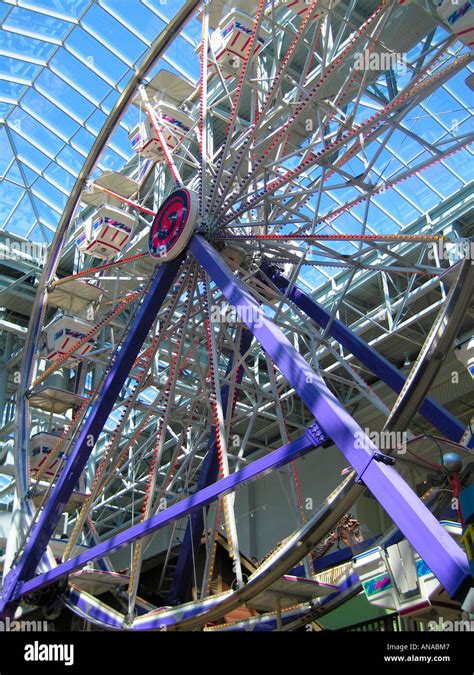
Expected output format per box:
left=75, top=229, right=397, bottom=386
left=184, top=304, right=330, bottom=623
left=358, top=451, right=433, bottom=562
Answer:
left=0, top=0, right=201, bottom=243
left=0, top=0, right=473, bottom=257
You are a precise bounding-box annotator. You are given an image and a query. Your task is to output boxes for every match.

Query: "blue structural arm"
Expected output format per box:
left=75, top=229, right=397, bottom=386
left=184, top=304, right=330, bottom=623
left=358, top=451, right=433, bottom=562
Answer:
left=260, top=262, right=471, bottom=447
left=191, top=236, right=470, bottom=599
left=13, top=430, right=322, bottom=600
left=169, top=329, right=253, bottom=605
left=0, top=259, right=183, bottom=615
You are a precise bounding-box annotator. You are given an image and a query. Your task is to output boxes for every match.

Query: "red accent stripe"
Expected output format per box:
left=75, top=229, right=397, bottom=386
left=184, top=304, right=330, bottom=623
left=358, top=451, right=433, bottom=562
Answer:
left=95, top=239, right=122, bottom=253
left=241, top=37, right=251, bottom=52
left=457, top=27, right=474, bottom=37
left=119, top=234, right=129, bottom=246
left=399, top=601, right=430, bottom=616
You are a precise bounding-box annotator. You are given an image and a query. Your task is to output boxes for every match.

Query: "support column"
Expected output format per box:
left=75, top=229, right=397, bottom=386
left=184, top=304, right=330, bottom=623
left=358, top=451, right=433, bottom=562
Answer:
left=0, top=259, right=183, bottom=616
left=191, top=236, right=470, bottom=599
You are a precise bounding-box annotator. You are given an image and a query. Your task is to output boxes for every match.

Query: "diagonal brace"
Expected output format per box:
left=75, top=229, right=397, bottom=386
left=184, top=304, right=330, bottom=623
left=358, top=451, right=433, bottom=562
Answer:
left=191, top=235, right=470, bottom=599
left=0, top=259, right=183, bottom=616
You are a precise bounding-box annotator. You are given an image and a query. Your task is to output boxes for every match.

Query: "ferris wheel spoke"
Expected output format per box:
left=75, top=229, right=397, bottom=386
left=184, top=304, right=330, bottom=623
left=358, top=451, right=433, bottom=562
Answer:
left=218, top=50, right=470, bottom=229
left=198, top=1, right=210, bottom=218
left=211, top=0, right=323, bottom=216
left=215, top=5, right=386, bottom=219
left=200, top=271, right=245, bottom=588
left=206, top=0, right=267, bottom=215
left=126, top=267, right=197, bottom=616
left=62, top=264, right=195, bottom=561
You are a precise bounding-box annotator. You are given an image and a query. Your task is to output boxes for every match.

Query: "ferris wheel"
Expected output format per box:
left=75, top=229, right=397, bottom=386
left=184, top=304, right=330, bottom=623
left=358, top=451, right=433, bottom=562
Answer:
left=0, top=0, right=472, bottom=631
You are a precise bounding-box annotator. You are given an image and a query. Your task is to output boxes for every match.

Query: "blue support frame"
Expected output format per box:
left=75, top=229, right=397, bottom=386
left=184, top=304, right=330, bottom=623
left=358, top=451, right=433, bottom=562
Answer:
left=11, top=429, right=324, bottom=600
left=0, top=259, right=183, bottom=616
left=190, top=236, right=470, bottom=599
left=260, top=262, right=471, bottom=446
left=1, top=239, right=470, bottom=618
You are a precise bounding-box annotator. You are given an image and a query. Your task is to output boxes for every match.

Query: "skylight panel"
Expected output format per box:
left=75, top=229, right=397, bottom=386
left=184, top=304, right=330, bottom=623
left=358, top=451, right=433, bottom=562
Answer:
left=49, top=49, right=112, bottom=103
left=65, top=26, right=129, bottom=84
left=4, top=6, right=72, bottom=42
left=82, top=3, right=147, bottom=65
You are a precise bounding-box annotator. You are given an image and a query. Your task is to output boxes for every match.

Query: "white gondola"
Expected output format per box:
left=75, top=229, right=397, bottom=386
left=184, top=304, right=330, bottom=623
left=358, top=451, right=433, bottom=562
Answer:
left=129, top=102, right=192, bottom=159
left=76, top=204, right=136, bottom=260
left=81, top=171, right=139, bottom=209
left=129, top=116, right=163, bottom=161
left=39, top=315, right=95, bottom=364
left=30, top=432, right=65, bottom=478
left=436, top=0, right=474, bottom=50
left=204, top=9, right=269, bottom=79
left=352, top=522, right=463, bottom=620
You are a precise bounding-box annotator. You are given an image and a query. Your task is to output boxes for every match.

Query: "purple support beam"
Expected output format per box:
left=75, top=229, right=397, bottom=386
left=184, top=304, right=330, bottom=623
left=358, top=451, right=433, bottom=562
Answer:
left=0, top=259, right=183, bottom=615
left=190, top=235, right=470, bottom=599
left=12, top=428, right=324, bottom=600
left=260, top=262, right=471, bottom=447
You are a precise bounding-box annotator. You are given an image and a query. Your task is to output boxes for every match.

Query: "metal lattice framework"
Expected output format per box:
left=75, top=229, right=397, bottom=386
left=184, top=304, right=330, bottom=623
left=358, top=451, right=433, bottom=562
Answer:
left=0, top=0, right=473, bottom=631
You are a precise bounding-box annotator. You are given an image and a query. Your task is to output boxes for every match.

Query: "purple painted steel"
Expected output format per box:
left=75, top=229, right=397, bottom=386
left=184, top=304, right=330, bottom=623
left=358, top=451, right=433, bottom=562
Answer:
left=12, top=430, right=320, bottom=600
left=260, top=262, right=471, bottom=446
left=0, top=259, right=183, bottom=616
left=189, top=235, right=470, bottom=599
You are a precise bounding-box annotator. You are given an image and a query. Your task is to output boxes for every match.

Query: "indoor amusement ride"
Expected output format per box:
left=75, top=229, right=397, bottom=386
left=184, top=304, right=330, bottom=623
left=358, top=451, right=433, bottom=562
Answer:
left=0, top=0, right=473, bottom=631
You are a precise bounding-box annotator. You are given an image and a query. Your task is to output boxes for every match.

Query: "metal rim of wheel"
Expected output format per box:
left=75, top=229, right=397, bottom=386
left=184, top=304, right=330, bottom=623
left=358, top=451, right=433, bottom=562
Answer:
left=5, top=0, right=472, bottom=631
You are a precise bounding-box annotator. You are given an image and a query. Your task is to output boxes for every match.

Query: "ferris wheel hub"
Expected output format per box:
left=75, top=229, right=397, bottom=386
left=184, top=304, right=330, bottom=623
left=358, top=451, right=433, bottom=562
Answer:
left=149, top=188, right=199, bottom=261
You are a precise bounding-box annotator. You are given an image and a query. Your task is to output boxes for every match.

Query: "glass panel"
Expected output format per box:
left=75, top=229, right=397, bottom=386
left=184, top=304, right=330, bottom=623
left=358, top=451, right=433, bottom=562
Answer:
left=98, top=147, right=127, bottom=172
left=0, top=4, right=10, bottom=22
left=82, top=4, right=146, bottom=64
left=33, top=198, right=61, bottom=228
left=66, top=26, right=129, bottom=83
left=21, top=163, right=41, bottom=186
left=22, top=89, right=80, bottom=139
left=0, top=29, right=56, bottom=61
left=0, top=180, right=23, bottom=228
left=5, top=161, right=25, bottom=187
left=396, top=175, right=439, bottom=212
left=11, top=130, right=51, bottom=173
left=19, top=0, right=91, bottom=21
left=0, top=102, right=13, bottom=118
left=49, top=49, right=111, bottom=103
left=5, top=194, right=35, bottom=237
left=32, top=176, right=68, bottom=210
left=0, top=56, right=41, bottom=81
left=8, top=108, right=64, bottom=155
left=29, top=222, right=54, bottom=244
left=101, top=0, right=165, bottom=45
left=0, top=80, right=26, bottom=99
left=143, top=0, right=184, bottom=22
left=36, top=68, right=95, bottom=123
left=373, top=192, right=419, bottom=226
left=442, top=147, right=474, bottom=183
left=4, top=7, right=72, bottom=41
left=56, top=144, right=84, bottom=175
left=0, top=127, right=14, bottom=174
left=44, top=163, right=77, bottom=193
left=70, top=126, right=95, bottom=156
